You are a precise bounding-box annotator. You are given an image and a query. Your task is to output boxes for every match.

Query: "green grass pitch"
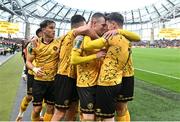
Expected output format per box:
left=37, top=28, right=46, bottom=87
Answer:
left=132, top=48, right=180, bottom=92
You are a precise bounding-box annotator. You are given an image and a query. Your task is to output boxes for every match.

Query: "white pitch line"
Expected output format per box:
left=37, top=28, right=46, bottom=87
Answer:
left=135, top=68, right=180, bottom=80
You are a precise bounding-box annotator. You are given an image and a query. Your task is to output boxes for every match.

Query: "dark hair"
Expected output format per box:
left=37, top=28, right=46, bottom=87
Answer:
left=104, top=12, right=110, bottom=21
left=36, top=28, right=42, bottom=36
left=107, top=12, right=124, bottom=26
left=40, top=20, right=55, bottom=28
left=71, top=15, right=86, bottom=27
left=91, top=12, right=106, bottom=20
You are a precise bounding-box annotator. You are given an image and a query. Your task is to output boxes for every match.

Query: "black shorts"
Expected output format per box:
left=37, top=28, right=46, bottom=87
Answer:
left=77, top=86, right=96, bottom=114
left=95, top=84, right=121, bottom=118
left=54, top=74, right=78, bottom=109
left=27, top=73, right=34, bottom=95
left=32, top=80, right=55, bottom=106
left=116, top=76, right=134, bottom=102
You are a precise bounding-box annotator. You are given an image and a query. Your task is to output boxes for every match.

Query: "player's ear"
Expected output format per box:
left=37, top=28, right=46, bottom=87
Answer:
left=91, top=19, right=96, bottom=27
left=41, top=27, right=46, bottom=33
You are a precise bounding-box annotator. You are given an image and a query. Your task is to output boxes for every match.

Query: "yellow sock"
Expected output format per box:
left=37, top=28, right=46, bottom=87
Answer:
left=117, top=115, right=126, bottom=121
left=43, top=113, right=53, bottom=121
left=20, top=96, right=31, bottom=112
left=116, top=110, right=130, bottom=122
left=125, top=110, right=130, bottom=122
left=31, top=111, right=40, bottom=121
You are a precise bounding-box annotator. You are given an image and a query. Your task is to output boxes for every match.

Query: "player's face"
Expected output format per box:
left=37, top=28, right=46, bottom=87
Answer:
left=43, top=23, right=56, bottom=39
left=106, top=20, right=115, bottom=31
left=92, top=17, right=107, bottom=36
left=103, top=22, right=108, bottom=33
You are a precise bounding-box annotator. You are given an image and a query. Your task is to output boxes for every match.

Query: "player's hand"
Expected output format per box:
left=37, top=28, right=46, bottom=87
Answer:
left=32, top=67, right=44, bottom=77
left=22, top=74, right=27, bottom=81
left=102, top=29, right=118, bottom=40
left=96, top=51, right=106, bottom=59
left=74, top=25, right=90, bottom=36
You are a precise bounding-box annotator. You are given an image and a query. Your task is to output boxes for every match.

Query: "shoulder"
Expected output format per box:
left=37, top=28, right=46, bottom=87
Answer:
left=56, top=35, right=66, bottom=42
left=109, top=34, right=122, bottom=41
left=29, top=37, right=41, bottom=48
left=67, top=30, right=75, bottom=38
left=84, top=36, right=91, bottom=41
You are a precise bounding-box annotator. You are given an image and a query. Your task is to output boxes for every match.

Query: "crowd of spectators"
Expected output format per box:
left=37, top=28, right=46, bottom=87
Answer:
left=132, top=39, right=180, bottom=48
left=0, top=38, right=20, bottom=56
left=0, top=37, right=179, bottom=56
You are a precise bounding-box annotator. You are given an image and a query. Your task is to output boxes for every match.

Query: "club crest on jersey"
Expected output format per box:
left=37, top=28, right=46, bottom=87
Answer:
left=53, top=46, right=58, bottom=51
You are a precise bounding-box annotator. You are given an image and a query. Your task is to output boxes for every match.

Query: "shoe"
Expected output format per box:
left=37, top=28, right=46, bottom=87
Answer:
left=16, top=116, right=22, bottom=122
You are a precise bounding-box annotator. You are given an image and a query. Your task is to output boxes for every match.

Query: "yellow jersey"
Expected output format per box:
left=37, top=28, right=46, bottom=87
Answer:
left=73, top=36, right=102, bottom=87
left=117, top=29, right=138, bottom=77
left=122, top=43, right=134, bottom=77
left=31, top=37, right=60, bottom=81
left=57, top=30, right=77, bottom=79
left=70, top=29, right=139, bottom=86
left=97, top=34, right=131, bottom=86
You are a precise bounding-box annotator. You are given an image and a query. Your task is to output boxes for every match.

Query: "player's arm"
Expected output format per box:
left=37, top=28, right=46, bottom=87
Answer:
left=26, top=43, right=35, bottom=71
left=71, top=48, right=97, bottom=65
left=118, top=29, right=141, bottom=42
left=26, top=43, right=43, bottom=76
left=70, top=36, right=106, bottom=64
left=103, top=29, right=141, bottom=42
left=72, top=25, right=99, bottom=39
left=83, top=36, right=106, bottom=50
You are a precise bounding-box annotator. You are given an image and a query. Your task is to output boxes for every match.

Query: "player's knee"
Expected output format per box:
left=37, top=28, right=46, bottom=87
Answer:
left=26, top=95, right=32, bottom=102
left=53, top=107, right=66, bottom=118
left=33, top=106, right=42, bottom=114
left=46, top=104, right=54, bottom=113
left=82, top=113, right=94, bottom=121
left=117, top=108, right=127, bottom=116
left=116, top=103, right=128, bottom=116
